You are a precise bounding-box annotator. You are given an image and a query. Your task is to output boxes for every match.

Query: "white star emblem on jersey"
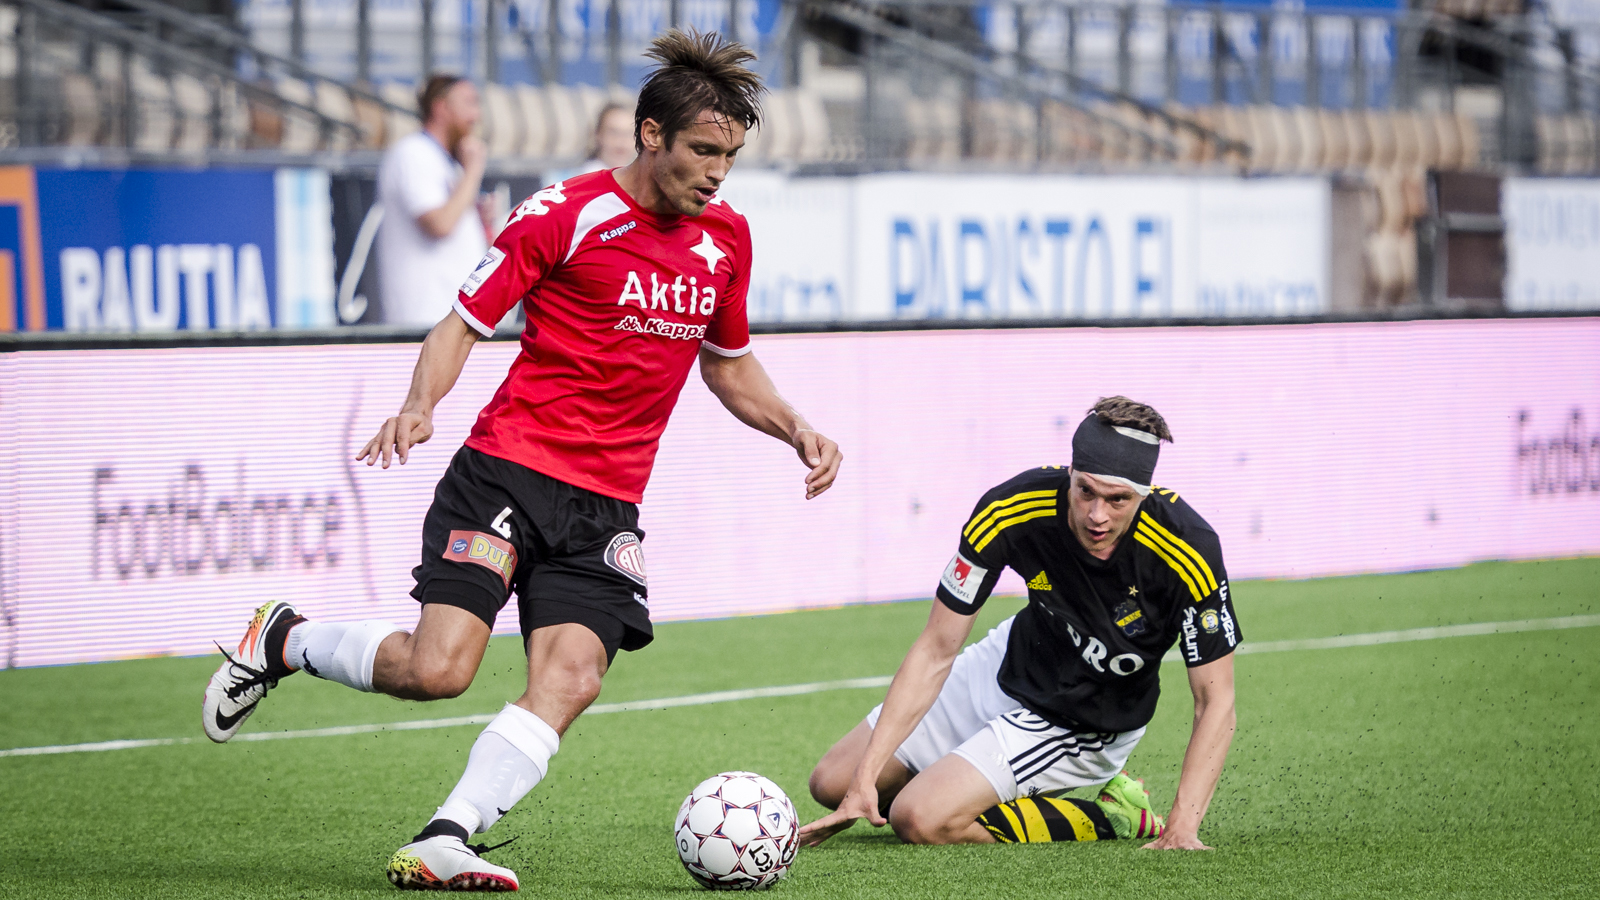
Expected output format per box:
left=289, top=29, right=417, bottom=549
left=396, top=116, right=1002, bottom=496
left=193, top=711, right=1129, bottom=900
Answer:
left=689, top=230, right=726, bottom=275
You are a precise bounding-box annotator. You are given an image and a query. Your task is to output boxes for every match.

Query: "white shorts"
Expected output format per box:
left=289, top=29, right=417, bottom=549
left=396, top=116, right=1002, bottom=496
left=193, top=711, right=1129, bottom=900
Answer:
left=866, top=615, right=1144, bottom=803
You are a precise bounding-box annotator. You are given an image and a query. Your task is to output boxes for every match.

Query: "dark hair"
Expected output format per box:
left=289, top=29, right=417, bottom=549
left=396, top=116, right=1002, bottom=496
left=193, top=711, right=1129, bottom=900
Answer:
left=417, top=73, right=464, bottom=124
left=1089, top=396, right=1173, bottom=443
left=634, top=30, right=765, bottom=153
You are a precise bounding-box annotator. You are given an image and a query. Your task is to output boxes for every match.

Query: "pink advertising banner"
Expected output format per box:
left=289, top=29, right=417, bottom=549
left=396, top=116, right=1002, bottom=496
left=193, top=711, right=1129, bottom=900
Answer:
left=1, top=318, right=1596, bottom=667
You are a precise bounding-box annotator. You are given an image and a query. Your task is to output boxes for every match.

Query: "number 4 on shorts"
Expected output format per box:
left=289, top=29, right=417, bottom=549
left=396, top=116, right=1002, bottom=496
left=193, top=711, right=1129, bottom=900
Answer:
left=491, top=507, right=513, bottom=538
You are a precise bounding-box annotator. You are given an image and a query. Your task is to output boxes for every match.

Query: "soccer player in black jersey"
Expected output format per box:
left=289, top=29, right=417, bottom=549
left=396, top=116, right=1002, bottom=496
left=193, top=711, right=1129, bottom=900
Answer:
left=800, top=397, right=1239, bottom=850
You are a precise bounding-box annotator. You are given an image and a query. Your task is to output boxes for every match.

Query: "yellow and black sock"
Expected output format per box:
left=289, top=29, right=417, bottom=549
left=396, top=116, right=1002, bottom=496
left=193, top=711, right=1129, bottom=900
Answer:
left=977, top=796, right=1119, bottom=843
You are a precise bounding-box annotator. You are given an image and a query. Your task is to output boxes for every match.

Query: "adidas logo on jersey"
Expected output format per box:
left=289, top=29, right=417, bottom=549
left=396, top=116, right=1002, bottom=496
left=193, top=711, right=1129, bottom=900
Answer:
left=1027, top=571, right=1053, bottom=591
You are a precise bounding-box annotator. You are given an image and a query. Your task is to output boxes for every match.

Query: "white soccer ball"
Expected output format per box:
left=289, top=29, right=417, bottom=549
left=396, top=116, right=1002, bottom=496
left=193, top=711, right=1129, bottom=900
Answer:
left=673, top=771, right=799, bottom=890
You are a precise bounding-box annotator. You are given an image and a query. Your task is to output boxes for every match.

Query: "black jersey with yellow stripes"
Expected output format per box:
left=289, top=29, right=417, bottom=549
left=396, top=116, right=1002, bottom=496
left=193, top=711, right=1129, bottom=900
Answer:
left=935, top=466, right=1241, bottom=734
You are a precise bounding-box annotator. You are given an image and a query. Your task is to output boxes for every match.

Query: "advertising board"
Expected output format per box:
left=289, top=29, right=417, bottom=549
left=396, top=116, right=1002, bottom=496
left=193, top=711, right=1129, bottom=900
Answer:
left=848, top=174, right=1328, bottom=320
left=1504, top=177, right=1600, bottom=311
left=1, top=318, right=1595, bottom=668
left=0, top=166, right=335, bottom=334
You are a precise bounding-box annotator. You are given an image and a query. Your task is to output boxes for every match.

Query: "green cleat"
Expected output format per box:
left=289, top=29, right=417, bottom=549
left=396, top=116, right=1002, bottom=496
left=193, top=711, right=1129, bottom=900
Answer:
left=1094, top=771, right=1165, bottom=840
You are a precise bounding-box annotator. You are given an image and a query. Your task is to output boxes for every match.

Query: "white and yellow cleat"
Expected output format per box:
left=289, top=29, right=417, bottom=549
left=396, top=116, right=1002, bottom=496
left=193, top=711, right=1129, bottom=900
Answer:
left=202, top=601, right=303, bottom=743
left=386, top=835, right=519, bottom=892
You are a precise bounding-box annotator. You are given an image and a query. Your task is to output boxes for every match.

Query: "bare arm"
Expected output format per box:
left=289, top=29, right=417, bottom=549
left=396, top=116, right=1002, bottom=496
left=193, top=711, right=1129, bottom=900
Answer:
left=356, top=311, right=482, bottom=468
left=1145, top=653, right=1236, bottom=850
left=416, top=136, right=487, bottom=239
left=798, top=602, right=976, bottom=846
left=698, top=348, right=842, bottom=499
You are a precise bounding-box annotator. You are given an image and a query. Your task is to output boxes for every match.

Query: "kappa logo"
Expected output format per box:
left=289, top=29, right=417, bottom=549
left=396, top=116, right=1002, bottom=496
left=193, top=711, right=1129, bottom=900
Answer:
left=605, top=532, right=648, bottom=586
left=600, top=221, right=636, bottom=242
left=506, top=182, right=568, bottom=226
left=614, top=315, right=707, bottom=341
left=442, top=529, right=517, bottom=588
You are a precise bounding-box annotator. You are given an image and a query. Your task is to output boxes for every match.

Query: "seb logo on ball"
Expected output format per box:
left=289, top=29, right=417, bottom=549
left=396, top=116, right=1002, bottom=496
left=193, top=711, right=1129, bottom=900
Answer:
left=605, top=532, right=648, bottom=587
left=443, top=530, right=517, bottom=588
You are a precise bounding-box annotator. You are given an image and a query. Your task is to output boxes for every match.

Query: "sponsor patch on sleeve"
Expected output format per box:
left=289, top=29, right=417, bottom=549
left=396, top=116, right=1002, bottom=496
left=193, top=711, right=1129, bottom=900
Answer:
left=442, top=529, right=517, bottom=588
left=459, top=247, right=506, bottom=297
left=604, top=532, right=648, bottom=586
left=939, top=552, right=988, bottom=607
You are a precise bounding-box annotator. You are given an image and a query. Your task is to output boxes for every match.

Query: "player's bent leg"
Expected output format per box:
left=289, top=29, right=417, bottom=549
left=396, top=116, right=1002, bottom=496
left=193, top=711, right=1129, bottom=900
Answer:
left=516, top=622, right=609, bottom=733
left=808, top=720, right=913, bottom=813
left=400, top=617, right=618, bottom=892
left=886, top=753, right=1001, bottom=845
left=369, top=602, right=494, bottom=701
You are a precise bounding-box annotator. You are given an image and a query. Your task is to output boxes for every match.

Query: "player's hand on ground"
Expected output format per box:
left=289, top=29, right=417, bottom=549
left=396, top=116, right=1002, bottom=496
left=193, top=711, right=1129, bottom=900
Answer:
left=1142, top=829, right=1212, bottom=850
left=797, top=783, right=882, bottom=848
left=794, top=428, right=841, bottom=500
left=357, top=412, right=434, bottom=468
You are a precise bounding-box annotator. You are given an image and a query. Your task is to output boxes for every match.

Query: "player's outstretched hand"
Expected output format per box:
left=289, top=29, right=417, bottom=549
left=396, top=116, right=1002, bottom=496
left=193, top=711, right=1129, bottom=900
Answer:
left=794, top=428, right=842, bottom=500
left=1142, top=829, right=1212, bottom=850
left=356, top=412, right=434, bottom=468
left=797, top=783, right=882, bottom=848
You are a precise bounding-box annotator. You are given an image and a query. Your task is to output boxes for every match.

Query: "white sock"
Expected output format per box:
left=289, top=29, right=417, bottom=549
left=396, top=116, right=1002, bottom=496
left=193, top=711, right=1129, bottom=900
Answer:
left=432, top=704, right=560, bottom=835
left=284, top=620, right=398, bottom=692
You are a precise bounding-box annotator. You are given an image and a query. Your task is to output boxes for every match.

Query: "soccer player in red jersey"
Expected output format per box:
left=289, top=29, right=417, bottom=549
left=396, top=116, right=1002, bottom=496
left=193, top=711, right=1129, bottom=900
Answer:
left=201, top=32, right=840, bottom=891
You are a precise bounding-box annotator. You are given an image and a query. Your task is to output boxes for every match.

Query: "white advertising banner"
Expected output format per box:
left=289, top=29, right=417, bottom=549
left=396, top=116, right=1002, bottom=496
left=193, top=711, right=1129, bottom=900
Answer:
left=2, top=318, right=1597, bottom=668
left=717, top=171, right=855, bottom=323
left=1504, top=177, right=1600, bottom=311
left=727, top=172, right=1330, bottom=322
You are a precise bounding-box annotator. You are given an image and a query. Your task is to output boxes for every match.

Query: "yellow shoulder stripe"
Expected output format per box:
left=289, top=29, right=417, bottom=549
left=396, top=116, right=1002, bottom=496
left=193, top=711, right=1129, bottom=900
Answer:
left=1138, top=511, right=1218, bottom=591
left=1133, top=529, right=1203, bottom=604
left=1135, top=523, right=1209, bottom=598
left=963, top=490, right=1057, bottom=542
left=973, top=507, right=1057, bottom=552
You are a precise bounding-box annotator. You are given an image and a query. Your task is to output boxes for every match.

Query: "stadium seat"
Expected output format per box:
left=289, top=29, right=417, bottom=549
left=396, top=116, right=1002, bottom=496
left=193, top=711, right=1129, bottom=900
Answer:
left=314, top=80, right=358, bottom=153
left=170, top=72, right=212, bottom=153
left=129, top=57, right=175, bottom=152
left=757, top=89, right=798, bottom=162
left=792, top=88, right=832, bottom=162
left=1365, top=230, right=1404, bottom=307
left=1535, top=114, right=1563, bottom=174
left=350, top=92, right=386, bottom=150
left=275, top=77, right=320, bottom=153
left=1563, top=116, right=1595, bottom=174
left=1319, top=108, right=1350, bottom=170
left=59, top=71, right=100, bottom=147
left=541, top=84, right=585, bottom=160
left=381, top=81, right=419, bottom=146
left=1365, top=110, right=1397, bottom=172
left=481, top=82, right=521, bottom=159
left=1431, top=111, right=1463, bottom=171
left=215, top=81, right=250, bottom=150
left=1342, top=109, right=1372, bottom=170
left=514, top=84, right=547, bottom=158
left=1289, top=106, right=1322, bottom=172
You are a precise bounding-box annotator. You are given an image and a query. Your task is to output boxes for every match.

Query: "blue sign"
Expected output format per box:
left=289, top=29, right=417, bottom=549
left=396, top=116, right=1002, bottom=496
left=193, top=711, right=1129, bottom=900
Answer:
left=36, top=169, right=279, bottom=332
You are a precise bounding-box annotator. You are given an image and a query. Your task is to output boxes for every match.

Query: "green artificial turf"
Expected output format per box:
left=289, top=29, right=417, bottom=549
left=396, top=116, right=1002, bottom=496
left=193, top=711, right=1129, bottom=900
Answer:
left=1, top=558, right=1596, bottom=899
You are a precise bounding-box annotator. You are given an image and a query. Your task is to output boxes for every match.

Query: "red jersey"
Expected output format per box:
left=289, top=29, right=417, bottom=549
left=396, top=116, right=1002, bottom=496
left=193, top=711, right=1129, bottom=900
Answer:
left=452, top=169, right=752, bottom=503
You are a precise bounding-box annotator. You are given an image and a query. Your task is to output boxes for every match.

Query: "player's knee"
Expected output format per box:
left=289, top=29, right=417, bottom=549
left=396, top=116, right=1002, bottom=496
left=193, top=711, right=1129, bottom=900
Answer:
left=808, top=762, right=844, bottom=810
left=888, top=798, right=959, bottom=846
left=540, top=656, right=604, bottom=708
left=408, top=656, right=476, bottom=699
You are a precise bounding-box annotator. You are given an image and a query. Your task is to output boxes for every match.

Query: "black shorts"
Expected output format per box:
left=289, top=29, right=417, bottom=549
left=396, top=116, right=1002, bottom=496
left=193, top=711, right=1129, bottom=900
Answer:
left=411, top=446, right=653, bottom=661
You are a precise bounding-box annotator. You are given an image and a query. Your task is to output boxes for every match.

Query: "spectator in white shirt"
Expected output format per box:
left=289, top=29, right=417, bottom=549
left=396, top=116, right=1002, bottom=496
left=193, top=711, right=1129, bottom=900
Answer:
left=377, top=74, right=491, bottom=327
